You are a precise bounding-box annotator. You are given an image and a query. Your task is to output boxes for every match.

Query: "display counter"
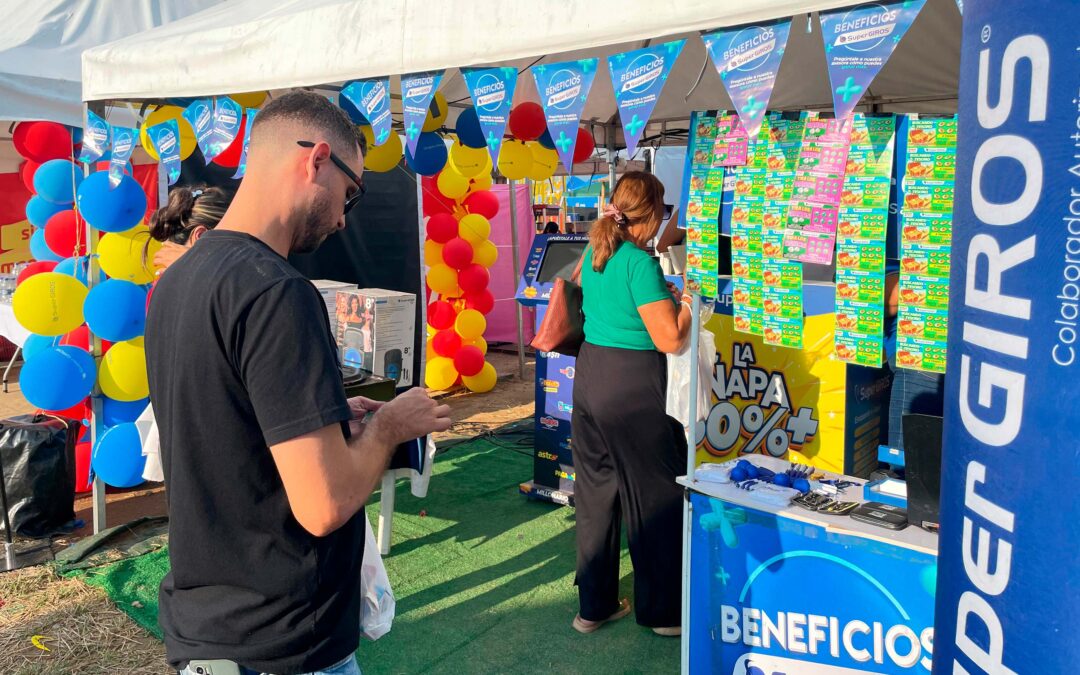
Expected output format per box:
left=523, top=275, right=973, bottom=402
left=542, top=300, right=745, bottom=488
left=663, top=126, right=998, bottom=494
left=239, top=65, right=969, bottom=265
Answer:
left=681, top=454, right=937, bottom=674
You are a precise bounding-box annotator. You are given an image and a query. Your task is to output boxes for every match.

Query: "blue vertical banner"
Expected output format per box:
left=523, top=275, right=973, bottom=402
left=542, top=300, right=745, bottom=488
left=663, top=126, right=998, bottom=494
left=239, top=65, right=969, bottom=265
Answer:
left=232, top=108, right=259, bottom=180
left=703, top=20, right=792, bottom=139
left=204, top=97, right=242, bottom=163
left=820, top=1, right=926, bottom=120
left=936, top=1, right=1079, bottom=673
left=531, top=59, right=598, bottom=172
left=341, top=77, right=394, bottom=146
left=401, top=70, right=444, bottom=158
left=182, top=98, right=215, bottom=160
left=147, top=119, right=182, bottom=186
left=607, top=39, right=684, bottom=159
left=78, top=110, right=111, bottom=164
left=108, top=126, right=136, bottom=188
left=462, top=66, right=519, bottom=164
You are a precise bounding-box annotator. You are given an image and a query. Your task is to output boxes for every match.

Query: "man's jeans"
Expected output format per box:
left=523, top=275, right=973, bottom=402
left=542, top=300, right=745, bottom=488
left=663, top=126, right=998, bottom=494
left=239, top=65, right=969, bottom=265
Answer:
left=180, top=654, right=360, bottom=675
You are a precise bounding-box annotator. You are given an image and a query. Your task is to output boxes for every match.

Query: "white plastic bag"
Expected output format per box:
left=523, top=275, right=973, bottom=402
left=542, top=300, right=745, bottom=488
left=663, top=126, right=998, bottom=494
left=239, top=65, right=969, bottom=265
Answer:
left=666, top=319, right=716, bottom=428
left=360, top=517, right=395, bottom=640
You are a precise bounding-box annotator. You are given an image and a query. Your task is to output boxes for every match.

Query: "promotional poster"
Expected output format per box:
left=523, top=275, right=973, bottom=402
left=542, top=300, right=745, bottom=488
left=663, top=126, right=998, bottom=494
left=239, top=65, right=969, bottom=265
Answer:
left=607, top=39, right=685, bottom=159
left=341, top=77, right=394, bottom=147
left=401, top=70, right=444, bottom=157
left=532, top=58, right=598, bottom=172
left=703, top=20, right=792, bottom=140
left=935, top=1, right=1080, bottom=672
left=462, top=66, right=519, bottom=164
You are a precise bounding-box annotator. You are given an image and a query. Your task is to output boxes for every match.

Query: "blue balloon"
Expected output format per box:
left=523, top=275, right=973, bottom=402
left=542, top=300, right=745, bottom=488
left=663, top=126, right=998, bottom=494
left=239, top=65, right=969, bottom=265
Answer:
left=102, top=397, right=149, bottom=426
left=339, top=86, right=370, bottom=125
left=30, top=228, right=63, bottom=262
left=19, top=345, right=96, bottom=411
left=538, top=128, right=556, bottom=150
left=33, top=159, right=83, bottom=205
left=55, top=256, right=104, bottom=286
left=92, top=423, right=146, bottom=488
left=75, top=171, right=147, bottom=233
left=455, top=107, right=486, bottom=149
left=26, top=195, right=69, bottom=228
left=84, top=279, right=147, bottom=342
left=23, top=333, right=61, bottom=361
left=405, top=132, right=448, bottom=177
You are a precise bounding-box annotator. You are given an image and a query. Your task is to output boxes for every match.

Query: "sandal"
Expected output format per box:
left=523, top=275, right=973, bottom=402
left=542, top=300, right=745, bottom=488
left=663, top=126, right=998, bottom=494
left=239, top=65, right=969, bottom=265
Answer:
left=652, top=626, right=682, bottom=637
left=572, top=598, right=632, bottom=634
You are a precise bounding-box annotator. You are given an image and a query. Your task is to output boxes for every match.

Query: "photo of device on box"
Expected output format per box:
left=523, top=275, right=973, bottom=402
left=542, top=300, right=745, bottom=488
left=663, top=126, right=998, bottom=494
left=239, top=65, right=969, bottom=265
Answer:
left=336, top=293, right=375, bottom=373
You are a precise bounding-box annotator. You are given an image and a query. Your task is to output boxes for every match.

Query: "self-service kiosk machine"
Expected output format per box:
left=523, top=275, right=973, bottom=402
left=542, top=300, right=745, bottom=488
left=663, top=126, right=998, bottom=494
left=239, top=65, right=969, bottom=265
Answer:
left=515, top=233, right=589, bottom=506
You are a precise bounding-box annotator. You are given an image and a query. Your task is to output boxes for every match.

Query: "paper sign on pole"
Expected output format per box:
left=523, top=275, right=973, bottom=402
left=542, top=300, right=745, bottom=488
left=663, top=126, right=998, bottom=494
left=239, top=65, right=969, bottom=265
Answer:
left=607, top=39, right=685, bottom=159
left=703, top=20, right=792, bottom=140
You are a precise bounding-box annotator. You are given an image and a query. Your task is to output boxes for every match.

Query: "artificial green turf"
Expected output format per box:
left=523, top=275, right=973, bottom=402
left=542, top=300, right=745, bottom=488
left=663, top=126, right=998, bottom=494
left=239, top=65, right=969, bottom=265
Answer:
left=69, top=436, right=679, bottom=674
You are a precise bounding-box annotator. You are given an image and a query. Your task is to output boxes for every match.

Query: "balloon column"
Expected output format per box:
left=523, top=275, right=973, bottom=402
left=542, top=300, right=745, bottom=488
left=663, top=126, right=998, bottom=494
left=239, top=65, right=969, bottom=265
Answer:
left=11, top=121, right=154, bottom=492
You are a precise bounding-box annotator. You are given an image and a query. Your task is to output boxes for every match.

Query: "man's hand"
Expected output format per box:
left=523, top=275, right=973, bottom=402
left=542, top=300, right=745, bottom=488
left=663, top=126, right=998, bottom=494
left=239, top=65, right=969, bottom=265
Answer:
left=347, top=397, right=385, bottom=437
left=368, top=388, right=451, bottom=445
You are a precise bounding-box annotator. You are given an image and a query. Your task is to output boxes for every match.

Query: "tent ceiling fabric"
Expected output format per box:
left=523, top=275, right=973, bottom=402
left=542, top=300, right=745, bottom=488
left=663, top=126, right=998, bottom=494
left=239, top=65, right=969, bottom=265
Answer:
left=0, top=0, right=221, bottom=126
left=86, top=0, right=918, bottom=102
left=82, top=0, right=960, bottom=150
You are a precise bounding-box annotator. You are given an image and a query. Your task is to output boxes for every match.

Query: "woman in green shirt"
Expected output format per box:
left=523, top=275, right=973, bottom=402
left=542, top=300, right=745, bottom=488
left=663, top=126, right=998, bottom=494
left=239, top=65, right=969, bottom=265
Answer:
left=571, top=172, right=692, bottom=637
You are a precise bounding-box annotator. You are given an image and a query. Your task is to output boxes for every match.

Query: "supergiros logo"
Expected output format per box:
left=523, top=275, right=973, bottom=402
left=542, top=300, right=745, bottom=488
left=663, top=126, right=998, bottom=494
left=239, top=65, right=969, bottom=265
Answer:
left=698, top=313, right=848, bottom=472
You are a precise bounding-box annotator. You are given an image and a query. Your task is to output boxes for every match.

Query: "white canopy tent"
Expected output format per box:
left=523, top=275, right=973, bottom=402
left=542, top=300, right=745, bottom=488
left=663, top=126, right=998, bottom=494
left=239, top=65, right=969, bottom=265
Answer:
left=82, top=0, right=961, bottom=150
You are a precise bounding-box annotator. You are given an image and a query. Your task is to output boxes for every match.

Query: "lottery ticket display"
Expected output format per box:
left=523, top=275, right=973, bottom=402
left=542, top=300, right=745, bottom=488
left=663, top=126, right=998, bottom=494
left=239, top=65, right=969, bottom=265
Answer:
left=684, top=111, right=726, bottom=298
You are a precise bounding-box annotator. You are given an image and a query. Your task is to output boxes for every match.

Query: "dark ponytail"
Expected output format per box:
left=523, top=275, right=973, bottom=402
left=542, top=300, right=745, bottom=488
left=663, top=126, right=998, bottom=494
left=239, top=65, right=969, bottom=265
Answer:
left=144, top=185, right=231, bottom=263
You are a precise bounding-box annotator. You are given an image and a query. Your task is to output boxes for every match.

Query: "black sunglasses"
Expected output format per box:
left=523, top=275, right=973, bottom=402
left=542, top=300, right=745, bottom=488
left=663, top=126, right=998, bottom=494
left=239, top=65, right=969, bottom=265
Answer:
left=662, top=204, right=674, bottom=221
left=297, top=140, right=366, bottom=213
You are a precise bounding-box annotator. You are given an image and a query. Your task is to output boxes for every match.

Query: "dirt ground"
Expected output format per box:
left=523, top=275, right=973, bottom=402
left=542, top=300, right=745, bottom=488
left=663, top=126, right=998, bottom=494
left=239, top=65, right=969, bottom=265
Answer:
left=0, top=349, right=537, bottom=674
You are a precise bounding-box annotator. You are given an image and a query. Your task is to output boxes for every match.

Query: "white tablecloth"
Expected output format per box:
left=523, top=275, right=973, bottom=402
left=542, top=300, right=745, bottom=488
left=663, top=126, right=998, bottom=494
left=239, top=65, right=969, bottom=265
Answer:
left=0, top=302, right=30, bottom=349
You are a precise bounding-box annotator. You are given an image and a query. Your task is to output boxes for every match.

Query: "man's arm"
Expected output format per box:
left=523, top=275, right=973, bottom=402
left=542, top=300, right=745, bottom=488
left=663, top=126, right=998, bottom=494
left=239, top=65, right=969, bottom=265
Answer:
left=269, top=388, right=451, bottom=537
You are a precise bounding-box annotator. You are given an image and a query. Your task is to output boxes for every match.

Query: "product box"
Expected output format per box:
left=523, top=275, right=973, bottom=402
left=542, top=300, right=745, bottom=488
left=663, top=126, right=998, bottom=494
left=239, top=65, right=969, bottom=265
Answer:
left=335, top=288, right=416, bottom=385
left=313, top=279, right=355, bottom=335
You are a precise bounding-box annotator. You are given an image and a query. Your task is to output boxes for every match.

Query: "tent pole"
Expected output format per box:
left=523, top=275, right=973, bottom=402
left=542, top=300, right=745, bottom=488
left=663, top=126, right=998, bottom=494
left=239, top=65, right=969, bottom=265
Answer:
left=681, top=292, right=701, bottom=673
left=509, top=180, right=526, bottom=380
left=606, top=127, right=617, bottom=192
left=83, top=102, right=106, bottom=534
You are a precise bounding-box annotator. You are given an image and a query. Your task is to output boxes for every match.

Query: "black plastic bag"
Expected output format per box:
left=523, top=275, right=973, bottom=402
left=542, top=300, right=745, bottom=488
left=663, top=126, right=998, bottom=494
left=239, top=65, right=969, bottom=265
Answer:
left=0, top=414, right=80, bottom=539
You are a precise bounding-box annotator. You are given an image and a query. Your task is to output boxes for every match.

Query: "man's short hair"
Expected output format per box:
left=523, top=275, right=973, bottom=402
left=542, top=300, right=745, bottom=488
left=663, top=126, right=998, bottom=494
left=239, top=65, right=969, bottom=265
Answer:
left=252, top=90, right=366, bottom=157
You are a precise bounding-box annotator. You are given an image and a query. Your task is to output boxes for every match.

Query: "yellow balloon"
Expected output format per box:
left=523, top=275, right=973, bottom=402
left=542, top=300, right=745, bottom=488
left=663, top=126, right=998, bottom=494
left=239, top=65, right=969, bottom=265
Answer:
left=472, top=239, right=498, bottom=268
left=437, top=169, right=470, bottom=201
left=468, top=171, right=493, bottom=193
left=99, top=340, right=149, bottom=402
left=140, top=106, right=197, bottom=161
left=360, top=125, right=403, bottom=172
left=423, top=92, right=449, bottom=133
left=99, top=225, right=161, bottom=285
left=425, top=355, right=458, bottom=390
left=229, top=91, right=268, bottom=108
left=463, top=361, right=497, bottom=393
left=12, top=272, right=87, bottom=336
left=424, top=239, right=444, bottom=266
left=426, top=263, right=459, bottom=297
left=448, top=142, right=491, bottom=178
left=464, top=337, right=488, bottom=356
left=497, top=140, right=532, bottom=180
left=528, top=141, right=559, bottom=181
left=458, top=214, right=491, bottom=245
left=454, top=308, right=486, bottom=341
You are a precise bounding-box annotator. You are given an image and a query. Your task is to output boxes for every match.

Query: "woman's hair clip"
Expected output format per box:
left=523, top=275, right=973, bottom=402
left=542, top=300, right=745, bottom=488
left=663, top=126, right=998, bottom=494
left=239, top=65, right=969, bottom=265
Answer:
left=191, top=189, right=203, bottom=198
left=602, top=203, right=628, bottom=227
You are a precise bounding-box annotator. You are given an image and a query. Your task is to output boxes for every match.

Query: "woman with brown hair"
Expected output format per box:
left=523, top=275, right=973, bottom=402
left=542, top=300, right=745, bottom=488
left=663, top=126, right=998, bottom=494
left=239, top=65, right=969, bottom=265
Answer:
left=146, top=185, right=232, bottom=274
left=571, top=171, right=692, bottom=636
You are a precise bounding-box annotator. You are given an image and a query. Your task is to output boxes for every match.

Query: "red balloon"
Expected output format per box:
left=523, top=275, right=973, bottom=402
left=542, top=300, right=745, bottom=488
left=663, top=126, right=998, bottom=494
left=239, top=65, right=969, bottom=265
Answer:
left=210, top=115, right=247, bottom=167
left=44, top=210, right=85, bottom=257
left=453, top=345, right=485, bottom=377
left=465, top=289, right=496, bottom=315
left=16, top=260, right=58, bottom=286
left=75, top=439, right=92, bottom=493
left=60, top=325, right=113, bottom=354
left=20, top=160, right=40, bottom=192
left=432, top=329, right=462, bottom=358
left=13, top=121, right=73, bottom=162
left=428, top=300, right=457, bottom=330
left=463, top=190, right=499, bottom=219
left=573, top=127, right=596, bottom=164
left=427, top=213, right=459, bottom=243
left=442, top=237, right=474, bottom=270
left=422, top=176, right=457, bottom=216
left=458, top=264, right=490, bottom=295
left=45, top=398, right=91, bottom=426
left=509, top=103, right=547, bottom=141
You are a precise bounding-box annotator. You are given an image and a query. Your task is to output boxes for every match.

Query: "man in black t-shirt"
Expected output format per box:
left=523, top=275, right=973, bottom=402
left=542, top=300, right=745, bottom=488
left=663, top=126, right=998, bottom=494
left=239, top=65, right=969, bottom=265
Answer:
left=145, top=91, right=451, bottom=675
